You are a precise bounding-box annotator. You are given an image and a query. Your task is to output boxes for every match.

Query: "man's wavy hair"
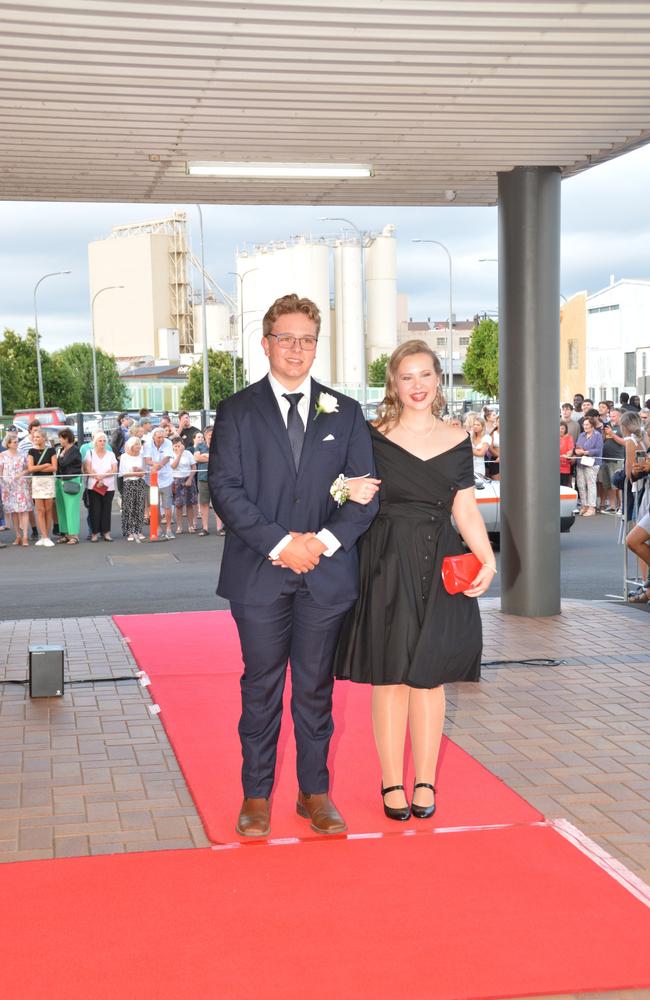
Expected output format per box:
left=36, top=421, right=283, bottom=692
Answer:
left=376, top=340, right=445, bottom=431
left=262, top=293, right=321, bottom=338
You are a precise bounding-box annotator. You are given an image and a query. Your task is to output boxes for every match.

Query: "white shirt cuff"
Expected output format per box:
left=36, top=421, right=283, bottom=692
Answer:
left=269, top=534, right=292, bottom=560
left=316, top=528, right=341, bottom=557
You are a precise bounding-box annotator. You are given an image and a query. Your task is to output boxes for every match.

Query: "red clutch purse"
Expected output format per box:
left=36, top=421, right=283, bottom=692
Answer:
left=441, top=553, right=482, bottom=595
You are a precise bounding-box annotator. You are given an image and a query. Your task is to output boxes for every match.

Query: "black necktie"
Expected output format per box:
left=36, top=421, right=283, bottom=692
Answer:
left=282, top=393, right=304, bottom=471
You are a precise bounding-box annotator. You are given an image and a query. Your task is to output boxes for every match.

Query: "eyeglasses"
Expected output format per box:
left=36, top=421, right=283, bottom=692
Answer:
left=266, top=333, right=318, bottom=351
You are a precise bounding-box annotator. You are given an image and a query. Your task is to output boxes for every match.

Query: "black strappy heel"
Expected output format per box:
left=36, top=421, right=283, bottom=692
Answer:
left=381, top=784, right=411, bottom=822
left=411, top=782, right=436, bottom=820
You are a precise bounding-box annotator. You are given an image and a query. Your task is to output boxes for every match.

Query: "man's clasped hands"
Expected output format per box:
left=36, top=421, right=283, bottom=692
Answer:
left=271, top=532, right=326, bottom=574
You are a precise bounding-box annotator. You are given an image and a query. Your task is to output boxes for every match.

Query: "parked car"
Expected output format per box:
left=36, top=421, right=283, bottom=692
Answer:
left=471, top=473, right=576, bottom=545
left=12, top=412, right=70, bottom=442
left=14, top=406, right=66, bottom=427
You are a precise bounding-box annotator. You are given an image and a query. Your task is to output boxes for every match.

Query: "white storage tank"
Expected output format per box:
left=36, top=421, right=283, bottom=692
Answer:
left=236, top=238, right=332, bottom=386
left=192, top=302, right=231, bottom=354
left=365, top=225, right=398, bottom=361
left=157, top=327, right=180, bottom=364
left=334, top=239, right=364, bottom=386
left=333, top=243, right=345, bottom=383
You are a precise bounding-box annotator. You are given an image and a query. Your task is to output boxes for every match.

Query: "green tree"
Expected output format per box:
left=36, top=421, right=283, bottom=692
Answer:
left=0, top=328, right=31, bottom=413
left=368, top=353, right=390, bottom=388
left=52, top=342, right=127, bottom=411
left=0, top=327, right=80, bottom=412
left=180, top=350, right=244, bottom=409
left=463, top=318, right=499, bottom=397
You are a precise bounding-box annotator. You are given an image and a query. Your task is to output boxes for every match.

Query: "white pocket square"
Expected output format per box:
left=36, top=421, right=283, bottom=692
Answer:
left=322, top=434, right=335, bottom=442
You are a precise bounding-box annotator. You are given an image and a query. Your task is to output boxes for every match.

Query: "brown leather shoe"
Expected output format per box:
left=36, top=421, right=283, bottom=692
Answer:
left=296, top=791, right=347, bottom=835
left=236, top=797, right=270, bottom=838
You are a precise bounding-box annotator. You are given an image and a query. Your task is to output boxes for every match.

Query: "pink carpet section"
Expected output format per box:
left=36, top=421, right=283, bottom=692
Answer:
left=3, top=826, right=650, bottom=1000
left=146, top=671, right=542, bottom=843
left=114, top=609, right=243, bottom=676
left=113, top=609, right=541, bottom=843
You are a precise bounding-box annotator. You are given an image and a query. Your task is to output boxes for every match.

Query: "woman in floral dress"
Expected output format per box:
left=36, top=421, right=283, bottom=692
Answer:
left=0, top=431, right=33, bottom=546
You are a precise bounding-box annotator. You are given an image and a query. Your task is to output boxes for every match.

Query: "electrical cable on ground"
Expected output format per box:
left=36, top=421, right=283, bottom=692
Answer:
left=0, top=676, right=140, bottom=686
left=1, top=660, right=565, bottom=688
left=481, top=658, right=565, bottom=667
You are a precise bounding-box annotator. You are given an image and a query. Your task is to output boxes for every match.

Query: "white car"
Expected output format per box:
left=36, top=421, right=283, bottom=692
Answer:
left=473, top=474, right=577, bottom=543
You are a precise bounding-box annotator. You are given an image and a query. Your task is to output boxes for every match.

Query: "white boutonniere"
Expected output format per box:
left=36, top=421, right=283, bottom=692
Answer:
left=314, top=391, right=339, bottom=421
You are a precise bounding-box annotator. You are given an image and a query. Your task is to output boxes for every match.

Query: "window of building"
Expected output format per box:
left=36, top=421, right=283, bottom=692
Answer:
left=436, top=337, right=446, bottom=347
left=567, top=339, right=579, bottom=370
left=588, top=387, right=595, bottom=401
left=459, top=337, right=470, bottom=346
left=624, top=352, right=636, bottom=386
left=611, top=387, right=618, bottom=402
left=587, top=303, right=620, bottom=314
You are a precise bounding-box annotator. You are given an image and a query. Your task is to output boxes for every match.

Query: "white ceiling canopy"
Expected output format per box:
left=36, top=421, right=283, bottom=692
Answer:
left=2, top=0, right=650, bottom=206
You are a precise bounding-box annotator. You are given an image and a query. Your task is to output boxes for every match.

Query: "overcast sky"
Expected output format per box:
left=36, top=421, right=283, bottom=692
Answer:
left=2, top=142, right=650, bottom=353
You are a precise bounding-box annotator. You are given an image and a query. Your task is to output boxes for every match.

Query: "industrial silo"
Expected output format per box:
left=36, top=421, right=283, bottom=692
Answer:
left=236, top=238, right=331, bottom=386
left=333, top=238, right=364, bottom=386
left=365, top=225, right=398, bottom=362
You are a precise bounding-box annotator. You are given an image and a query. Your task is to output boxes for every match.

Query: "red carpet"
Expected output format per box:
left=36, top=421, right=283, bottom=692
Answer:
left=3, top=826, right=650, bottom=1000
left=114, top=611, right=542, bottom=843
left=115, top=610, right=243, bottom=676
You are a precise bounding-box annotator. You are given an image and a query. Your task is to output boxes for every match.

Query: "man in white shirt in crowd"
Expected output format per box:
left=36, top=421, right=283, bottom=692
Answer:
left=144, top=427, right=174, bottom=540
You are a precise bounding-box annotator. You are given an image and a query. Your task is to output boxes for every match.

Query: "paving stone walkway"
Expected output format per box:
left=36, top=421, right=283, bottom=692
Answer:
left=0, top=616, right=209, bottom=861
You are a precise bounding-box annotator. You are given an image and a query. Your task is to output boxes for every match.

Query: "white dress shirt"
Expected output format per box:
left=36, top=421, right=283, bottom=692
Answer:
left=266, top=373, right=341, bottom=560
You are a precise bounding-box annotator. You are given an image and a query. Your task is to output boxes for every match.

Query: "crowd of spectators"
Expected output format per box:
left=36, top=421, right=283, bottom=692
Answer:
left=0, top=409, right=225, bottom=548
left=558, top=391, right=650, bottom=518
left=2, top=395, right=649, bottom=554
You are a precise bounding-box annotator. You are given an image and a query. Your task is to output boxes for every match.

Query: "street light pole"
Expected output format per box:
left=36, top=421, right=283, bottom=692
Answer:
left=228, top=268, right=258, bottom=388
left=321, top=216, right=368, bottom=411
left=33, top=270, right=72, bottom=408
left=91, top=285, right=123, bottom=412
left=196, top=205, right=211, bottom=414
left=412, top=239, right=454, bottom=410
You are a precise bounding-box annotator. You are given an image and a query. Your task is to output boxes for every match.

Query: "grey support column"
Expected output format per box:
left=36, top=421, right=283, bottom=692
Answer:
left=498, top=166, right=561, bottom=616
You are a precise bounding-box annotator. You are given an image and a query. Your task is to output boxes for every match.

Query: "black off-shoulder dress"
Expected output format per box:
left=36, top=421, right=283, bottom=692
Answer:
left=334, top=426, right=482, bottom=688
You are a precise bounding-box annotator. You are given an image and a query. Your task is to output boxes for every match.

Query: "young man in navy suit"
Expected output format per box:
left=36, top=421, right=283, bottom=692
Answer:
left=210, top=293, right=378, bottom=837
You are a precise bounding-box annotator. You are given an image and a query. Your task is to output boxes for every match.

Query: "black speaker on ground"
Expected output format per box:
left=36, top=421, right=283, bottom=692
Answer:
left=28, top=645, right=65, bottom=697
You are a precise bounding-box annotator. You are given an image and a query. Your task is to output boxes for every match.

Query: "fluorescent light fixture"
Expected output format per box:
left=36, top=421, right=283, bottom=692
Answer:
left=186, top=162, right=373, bottom=179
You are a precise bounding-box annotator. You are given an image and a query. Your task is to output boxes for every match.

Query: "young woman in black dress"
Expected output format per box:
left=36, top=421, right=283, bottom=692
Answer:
left=334, top=341, right=496, bottom=820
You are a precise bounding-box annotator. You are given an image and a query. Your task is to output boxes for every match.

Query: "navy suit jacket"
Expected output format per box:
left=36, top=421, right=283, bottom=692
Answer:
left=209, top=375, right=378, bottom=607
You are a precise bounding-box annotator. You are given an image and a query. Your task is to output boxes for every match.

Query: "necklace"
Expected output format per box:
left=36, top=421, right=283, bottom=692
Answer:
left=398, top=415, right=437, bottom=436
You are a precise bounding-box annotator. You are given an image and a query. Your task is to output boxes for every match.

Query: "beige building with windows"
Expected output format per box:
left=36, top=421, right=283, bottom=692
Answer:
left=88, top=213, right=194, bottom=363
left=560, top=292, right=587, bottom=403
left=398, top=316, right=477, bottom=364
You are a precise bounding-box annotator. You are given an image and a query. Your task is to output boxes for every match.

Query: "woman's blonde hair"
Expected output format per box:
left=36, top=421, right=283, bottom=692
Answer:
left=124, top=436, right=141, bottom=454
left=470, top=415, right=486, bottom=437
left=375, top=340, right=444, bottom=431
left=463, top=410, right=478, bottom=433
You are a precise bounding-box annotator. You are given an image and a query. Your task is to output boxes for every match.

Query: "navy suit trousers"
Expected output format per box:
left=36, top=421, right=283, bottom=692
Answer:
left=230, top=574, right=352, bottom=798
